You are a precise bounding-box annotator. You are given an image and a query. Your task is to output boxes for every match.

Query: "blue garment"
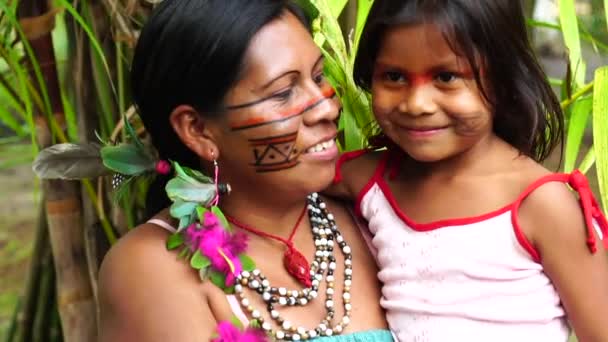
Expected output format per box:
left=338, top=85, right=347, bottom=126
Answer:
left=313, top=329, right=394, bottom=341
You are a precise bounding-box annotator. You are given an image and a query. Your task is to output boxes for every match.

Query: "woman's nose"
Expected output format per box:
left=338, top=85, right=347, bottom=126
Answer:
left=301, top=85, right=340, bottom=125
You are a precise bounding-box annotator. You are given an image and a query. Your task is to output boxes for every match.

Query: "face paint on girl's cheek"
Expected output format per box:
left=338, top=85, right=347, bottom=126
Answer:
left=248, top=131, right=300, bottom=173
left=229, top=85, right=336, bottom=131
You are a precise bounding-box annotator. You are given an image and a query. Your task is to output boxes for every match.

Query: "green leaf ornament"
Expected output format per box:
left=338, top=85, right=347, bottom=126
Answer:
left=196, top=205, right=209, bottom=222
left=209, top=270, right=235, bottom=294
left=100, top=143, right=156, bottom=175
left=166, top=233, right=184, bottom=250
left=239, top=254, right=256, bottom=272
left=170, top=199, right=198, bottom=219
left=190, top=250, right=212, bottom=270
left=211, top=206, right=230, bottom=230
left=165, top=175, right=217, bottom=204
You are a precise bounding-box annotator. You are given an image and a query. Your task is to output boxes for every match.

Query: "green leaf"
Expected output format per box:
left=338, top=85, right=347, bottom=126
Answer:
left=239, top=254, right=256, bottom=272
left=32, top=143, right=110, bottom=179
left=211, top=206, right=230, bottom=229
left=593, top=66, right=608, bottom=211
left=178, top=214, right=194, bottom=231
left=178, top=246, right=191, bottom=260
left=558, top=0, right=586, bottom=88
left=199, top=267, right=210, bottom=282
left=170, top=199, right=198, bottom=219
left=209, top=270, right=227, bottom=289
left=190, top=250, right=211, bottom=270
left=230, top=315, right=244, bottom=329
left=249, top=319, right=261, bottom=329
left=605, top=0, right=608, bottom=34
left=352, top=0, right=374, bottom=54
left=101, top=143, right=156, bottom=175
left=123, top=114, right=144, bottom=150
left=292, top=0, right=319, bottom=20
left=166, top=176, right=216, bottom=204
left=166, top=233, right=184, bottom=250
left=563, top=96, right=593, bottom=172
left=172, top=162, right=213, bottom=184
left=196, top=205, right=209, bottom=222
left=324, top=0, right=348, bottom=18
left=578, top=146, right=595, bottom=175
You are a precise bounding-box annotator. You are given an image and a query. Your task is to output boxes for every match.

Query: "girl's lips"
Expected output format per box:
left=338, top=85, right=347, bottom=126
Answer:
left=403, top=126, right=448, bottom=138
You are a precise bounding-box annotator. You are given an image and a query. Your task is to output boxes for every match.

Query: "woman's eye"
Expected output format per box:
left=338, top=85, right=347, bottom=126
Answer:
left=313, top=72, right=325, bottom=85
left=435, top=71, right=458, bottom=83
left=272, top=88, right=293, bottom=103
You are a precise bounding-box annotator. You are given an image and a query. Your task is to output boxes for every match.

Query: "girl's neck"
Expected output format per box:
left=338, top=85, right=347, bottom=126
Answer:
left=407, top=134, right=509, bottom=180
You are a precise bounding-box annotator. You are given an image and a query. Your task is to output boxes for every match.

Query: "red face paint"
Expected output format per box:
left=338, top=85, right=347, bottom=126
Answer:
left=230, top=86, right=336, bottom=131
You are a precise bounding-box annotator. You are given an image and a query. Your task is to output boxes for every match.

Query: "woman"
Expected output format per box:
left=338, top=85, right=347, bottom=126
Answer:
left=98, top=0, right=391, bottom=340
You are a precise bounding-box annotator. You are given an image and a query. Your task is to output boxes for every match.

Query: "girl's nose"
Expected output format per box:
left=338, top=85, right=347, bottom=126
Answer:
left=398, top=84, right=438, bottom=116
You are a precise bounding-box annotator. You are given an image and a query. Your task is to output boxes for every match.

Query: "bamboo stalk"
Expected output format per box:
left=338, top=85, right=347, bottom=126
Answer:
left=4, top=298, right=21, bottom=342
left=16, top=202, right=48, bottom=342
left=18, top=0, right=98, bottom=339
left=31, top=246, right=55, bottom=342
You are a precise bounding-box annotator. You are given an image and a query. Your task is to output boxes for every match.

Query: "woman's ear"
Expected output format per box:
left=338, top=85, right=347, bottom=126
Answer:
left=169, top=105, right=219, bottom=161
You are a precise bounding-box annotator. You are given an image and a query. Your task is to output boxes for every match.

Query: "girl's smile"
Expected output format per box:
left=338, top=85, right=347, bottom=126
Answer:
left=371, top=23, right=493, bottom=163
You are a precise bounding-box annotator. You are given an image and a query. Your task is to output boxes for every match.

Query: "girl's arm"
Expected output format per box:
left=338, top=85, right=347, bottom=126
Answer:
left=518, top=182, right=608, bottom=341
left=98, top=225, right=218, bottom=341
left=325, top=150, right=384, bottom=200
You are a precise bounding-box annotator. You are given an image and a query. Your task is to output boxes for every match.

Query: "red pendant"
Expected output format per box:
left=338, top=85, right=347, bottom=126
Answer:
left=284, top=247, right=311, bottom=287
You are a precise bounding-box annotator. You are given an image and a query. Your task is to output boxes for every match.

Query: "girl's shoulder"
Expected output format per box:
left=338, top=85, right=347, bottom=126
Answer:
left=512, top=160, right=607, bottom=258
left=332, top=149, right=388, bottom=198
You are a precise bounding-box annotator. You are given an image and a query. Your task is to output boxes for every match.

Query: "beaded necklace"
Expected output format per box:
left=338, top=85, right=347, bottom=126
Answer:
left=232, top=193, right=353, bottom=340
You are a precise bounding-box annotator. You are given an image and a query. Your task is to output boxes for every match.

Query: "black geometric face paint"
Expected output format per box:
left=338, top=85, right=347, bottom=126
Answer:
left=248, top=131, right=299, bottom=173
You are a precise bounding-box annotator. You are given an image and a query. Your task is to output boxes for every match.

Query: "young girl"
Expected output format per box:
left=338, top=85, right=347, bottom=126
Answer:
left=332, top=0, right=608, bottom=340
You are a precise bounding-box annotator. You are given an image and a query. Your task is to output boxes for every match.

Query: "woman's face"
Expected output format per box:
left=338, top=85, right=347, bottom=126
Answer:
left=210, top=12, right=341, bottom=197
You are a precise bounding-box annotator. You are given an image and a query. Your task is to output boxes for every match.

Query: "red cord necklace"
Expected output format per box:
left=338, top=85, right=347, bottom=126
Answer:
left=226, top=204, right=312, bottom=287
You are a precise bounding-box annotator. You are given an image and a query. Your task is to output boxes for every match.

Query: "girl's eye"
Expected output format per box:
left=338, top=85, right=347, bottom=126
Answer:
left=384, top=71, right=406, bottom=83
left=435, top=71, right=458, bottom=83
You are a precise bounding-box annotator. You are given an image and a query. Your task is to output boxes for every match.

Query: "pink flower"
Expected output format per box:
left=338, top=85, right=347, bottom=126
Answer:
left=211, top=321, right=268, bottom=342
left=202, top=211, right=220, bottom=228
left=185, top=212, right=248, bottom=286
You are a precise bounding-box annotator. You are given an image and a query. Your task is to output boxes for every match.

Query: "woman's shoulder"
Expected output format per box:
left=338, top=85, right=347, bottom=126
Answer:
left=98, top=217, right=218, bottom=340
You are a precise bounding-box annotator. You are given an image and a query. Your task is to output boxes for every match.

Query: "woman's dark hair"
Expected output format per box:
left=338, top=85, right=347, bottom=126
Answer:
left=131, top=0, right=308, bottom=217
left=354, top=0, right=563, bottom=163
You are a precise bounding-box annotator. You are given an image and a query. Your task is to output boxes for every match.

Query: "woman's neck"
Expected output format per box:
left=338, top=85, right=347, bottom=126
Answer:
left=219, top=190, right=311, bottom=237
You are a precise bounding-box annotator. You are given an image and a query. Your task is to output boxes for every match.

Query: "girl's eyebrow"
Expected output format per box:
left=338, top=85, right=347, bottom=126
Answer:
left=374, top=59, right=471, bottom=74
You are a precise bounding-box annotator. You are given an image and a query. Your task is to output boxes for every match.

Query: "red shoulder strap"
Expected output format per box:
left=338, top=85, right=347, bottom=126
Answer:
left=568, top=170, right=608, bottom=253
left=513, top=170, right=608, bottom=257
left=333, top=149, right=370, bottom=184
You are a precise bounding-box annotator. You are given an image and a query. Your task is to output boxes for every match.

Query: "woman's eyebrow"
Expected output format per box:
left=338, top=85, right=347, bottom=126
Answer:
left=312, top=55, right=324, bottom=72
left=258, top=70, right=299, bottom=91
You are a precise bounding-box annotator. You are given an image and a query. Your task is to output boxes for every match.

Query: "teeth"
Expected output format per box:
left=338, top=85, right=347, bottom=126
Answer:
left=306, top=139, right=335, bottom=153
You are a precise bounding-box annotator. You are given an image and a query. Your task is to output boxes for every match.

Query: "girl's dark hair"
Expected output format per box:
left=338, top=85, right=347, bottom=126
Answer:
left=131, top=0, right=308, bottom=217
left=354, top=0, right=563, bottom=163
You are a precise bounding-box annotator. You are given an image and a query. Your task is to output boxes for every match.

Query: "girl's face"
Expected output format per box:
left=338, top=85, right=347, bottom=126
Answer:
left=210, top=12, right=341, bottom=196
left=371, top=23, right=493, bottom=163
